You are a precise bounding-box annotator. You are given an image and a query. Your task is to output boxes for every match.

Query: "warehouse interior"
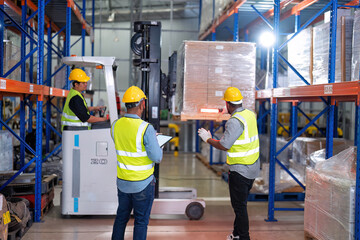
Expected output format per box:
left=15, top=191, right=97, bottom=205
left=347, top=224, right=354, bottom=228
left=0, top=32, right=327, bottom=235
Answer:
left=0, top=0, right=359, bottom=239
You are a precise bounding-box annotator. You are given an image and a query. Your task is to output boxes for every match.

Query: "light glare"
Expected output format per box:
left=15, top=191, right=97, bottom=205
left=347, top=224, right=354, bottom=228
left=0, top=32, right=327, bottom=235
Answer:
left=259, top=32, right=275, bottom=48
left=200, top=108, right=219, bottom=113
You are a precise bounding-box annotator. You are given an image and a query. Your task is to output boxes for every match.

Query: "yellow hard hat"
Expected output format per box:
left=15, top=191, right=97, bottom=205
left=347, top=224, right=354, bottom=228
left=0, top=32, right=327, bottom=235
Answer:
left=69, top=68, right=90, bottom=82
left=222, top=87, right=243, bottom=102
left=122, top=86, right=147, bottom=103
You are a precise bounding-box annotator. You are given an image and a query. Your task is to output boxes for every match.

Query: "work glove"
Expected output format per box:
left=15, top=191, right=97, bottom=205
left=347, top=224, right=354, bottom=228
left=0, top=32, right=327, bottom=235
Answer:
left=198, top=128, right=212, bottom=143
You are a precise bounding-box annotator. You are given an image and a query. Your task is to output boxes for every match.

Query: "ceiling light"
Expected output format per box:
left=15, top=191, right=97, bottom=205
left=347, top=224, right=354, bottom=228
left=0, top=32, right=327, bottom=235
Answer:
left=259, top=31, right=275, bottom=48
left=107, top=12, right=115, bottom=22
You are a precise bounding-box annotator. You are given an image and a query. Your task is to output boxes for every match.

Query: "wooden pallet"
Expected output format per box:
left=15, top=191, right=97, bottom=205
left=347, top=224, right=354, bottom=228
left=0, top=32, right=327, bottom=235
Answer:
left=7, top=212, right=33, bottom=240
left=195, top=153, right=224, bottom=176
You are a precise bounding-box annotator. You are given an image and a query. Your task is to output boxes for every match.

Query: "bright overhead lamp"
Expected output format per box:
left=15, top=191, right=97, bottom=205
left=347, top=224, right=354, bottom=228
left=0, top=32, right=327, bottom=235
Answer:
left=259, top=31, right=275, bottom=48
left=108, top=12, right=115, bottom=22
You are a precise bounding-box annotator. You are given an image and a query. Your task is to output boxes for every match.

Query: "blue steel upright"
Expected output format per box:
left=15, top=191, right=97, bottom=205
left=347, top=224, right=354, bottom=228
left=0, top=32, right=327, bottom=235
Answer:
left=35, top=0, right=45, bottom=223
left=266, top=0, right=280, bottom=222
left=0, top=0, right=3, bottom=77
left=82, top=0, right=86, bottom=56
left=20, top=0, right=27, bottom=168
left=66, top=1, right=71, bottom=90
left=46, top=22, right=52, bottom=153
left=295, top=13, right=300, bottom=32
left=91, top=0, right=95, bottom=56
left=291, top=102, right=297, bottom=137
left=325, top=0, right=337, bottom=159
left=356, top=103, right=360, bottom=239
left=28, top=21, right=34, bottom=133
left=233, top=8, right=239, bottom=42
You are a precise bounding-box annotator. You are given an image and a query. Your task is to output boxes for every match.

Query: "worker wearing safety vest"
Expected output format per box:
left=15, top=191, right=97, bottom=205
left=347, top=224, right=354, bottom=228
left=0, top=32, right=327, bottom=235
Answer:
left=111, top=86, right=163, bottom=240
left=61, top=68, right=107, bottom=131
left=198, top=87, right=260, bottom=240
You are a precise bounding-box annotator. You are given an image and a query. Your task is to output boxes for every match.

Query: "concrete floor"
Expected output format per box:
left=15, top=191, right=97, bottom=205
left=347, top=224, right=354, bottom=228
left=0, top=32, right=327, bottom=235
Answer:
left=22, top=153, right=305, bottom=240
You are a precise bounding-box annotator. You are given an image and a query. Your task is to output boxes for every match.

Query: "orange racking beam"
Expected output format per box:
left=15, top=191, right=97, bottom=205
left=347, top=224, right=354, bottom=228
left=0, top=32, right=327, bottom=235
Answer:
left=280, top=0, right=321, bottom=20
left=67, top=0, right=92, bottom=36
left=256, top=81, right=360, bottom=103
left=244, top=0, right=295, bottom=31
left=198, top=0, right=247, bottom=40
left=0, top=78, right=68, bottom=97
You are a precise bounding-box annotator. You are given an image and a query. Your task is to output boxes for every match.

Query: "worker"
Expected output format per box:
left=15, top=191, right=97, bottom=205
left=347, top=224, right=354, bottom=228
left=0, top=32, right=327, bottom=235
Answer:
left=110, top=86, right=163, bottom=240
left=198, top=87, right=260, bottom=240
left=61, top=68, right=107, bottom=131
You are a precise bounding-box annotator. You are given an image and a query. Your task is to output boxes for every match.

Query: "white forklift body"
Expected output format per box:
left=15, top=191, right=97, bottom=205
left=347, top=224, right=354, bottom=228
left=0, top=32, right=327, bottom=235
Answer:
left=61, top=56, right=205, bottom=219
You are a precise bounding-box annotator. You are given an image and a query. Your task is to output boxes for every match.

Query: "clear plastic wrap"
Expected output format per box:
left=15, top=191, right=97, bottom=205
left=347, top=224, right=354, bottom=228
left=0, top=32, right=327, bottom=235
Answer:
left=313, top=13, right=353, bottom=84
left=288, top=27, right=313, bottom=86
left=175, top=41, right=256, bottom=121
left=292, top=137, right=349, bottom=166
left=259, top=135, right=291, bottom=166
left=199, top=0, right=233, bottom=36
left=0, top=130, right=13, bottom=172
left=304, top=147, right=356, bottom=239
left=351, top=10, right=360, bottom=81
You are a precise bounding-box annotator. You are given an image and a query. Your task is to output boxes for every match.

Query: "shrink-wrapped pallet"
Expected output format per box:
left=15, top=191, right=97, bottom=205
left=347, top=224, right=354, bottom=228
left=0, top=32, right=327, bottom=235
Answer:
left=313, top=12, right=353, bottom=84
left=304, top=147, right=356, bottom=239
left=0, top=131, right=13, bottom=172
left=351, top=10, right=360, bottom=81
left=288, top=27, right=313, bottom=86
left=175, top=41, right=256, bottom=121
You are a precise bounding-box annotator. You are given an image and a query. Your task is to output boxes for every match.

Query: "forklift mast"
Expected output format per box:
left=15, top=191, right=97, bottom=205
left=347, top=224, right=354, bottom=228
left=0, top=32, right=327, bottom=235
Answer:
left=131, top=21, right=162, bottom=197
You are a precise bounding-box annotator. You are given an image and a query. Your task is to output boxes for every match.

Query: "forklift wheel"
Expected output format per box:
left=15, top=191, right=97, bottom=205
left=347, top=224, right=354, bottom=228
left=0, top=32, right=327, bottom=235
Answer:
left=185, top=202, right=204, bottom=220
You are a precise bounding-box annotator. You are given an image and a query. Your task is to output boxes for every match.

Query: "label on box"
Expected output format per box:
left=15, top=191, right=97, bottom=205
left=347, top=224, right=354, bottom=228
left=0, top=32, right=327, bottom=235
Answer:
left=215, top=67, right=222, bottom=74
left=152, top=106, right=158, bottom=119
left=50, top=88, right=53, bottom=95
left=63, top=90, right=65, bottom=96
left=29, top=84, right=34, bottom=93
left=0, top=79, right=6, bottom=89
left=215, top=91, right=223, bottom=97
left=324, top=85, right=333, bottom=94
left=216, top=45, right=224, bottom=50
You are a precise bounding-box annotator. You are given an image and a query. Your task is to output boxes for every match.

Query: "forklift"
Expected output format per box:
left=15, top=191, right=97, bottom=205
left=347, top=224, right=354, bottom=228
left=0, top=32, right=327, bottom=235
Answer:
left=61, top=21, right=205, bottom=220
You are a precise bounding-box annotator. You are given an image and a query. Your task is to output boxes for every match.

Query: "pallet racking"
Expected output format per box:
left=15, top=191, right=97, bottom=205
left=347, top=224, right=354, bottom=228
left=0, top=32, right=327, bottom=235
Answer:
left=198, top=0, right=360, bottom=238
left=0, top=0, right=95, bottom=222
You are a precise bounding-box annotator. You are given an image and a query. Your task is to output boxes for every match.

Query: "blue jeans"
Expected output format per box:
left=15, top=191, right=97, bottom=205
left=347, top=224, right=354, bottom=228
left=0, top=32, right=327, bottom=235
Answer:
left=111, top=180, right=155, bottom=240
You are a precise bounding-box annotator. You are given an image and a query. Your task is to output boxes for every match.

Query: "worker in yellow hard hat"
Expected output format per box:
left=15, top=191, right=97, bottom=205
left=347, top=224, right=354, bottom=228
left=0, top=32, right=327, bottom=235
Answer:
left=198, top=86, right=260, bottom=240
left=61, top=68, right=108, bottom=131
left=110, top=86, right=163, bottom=240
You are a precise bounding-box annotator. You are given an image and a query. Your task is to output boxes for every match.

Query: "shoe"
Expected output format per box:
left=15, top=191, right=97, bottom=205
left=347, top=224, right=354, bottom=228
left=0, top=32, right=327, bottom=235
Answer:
left=226, top=233, right=240, bottom=240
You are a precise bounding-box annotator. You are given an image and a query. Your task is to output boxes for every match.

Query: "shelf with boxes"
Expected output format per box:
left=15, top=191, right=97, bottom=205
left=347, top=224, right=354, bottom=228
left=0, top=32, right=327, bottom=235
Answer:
left=0, top=0, right=95, bottom=223
left=198, top=0, right=360, bottom=238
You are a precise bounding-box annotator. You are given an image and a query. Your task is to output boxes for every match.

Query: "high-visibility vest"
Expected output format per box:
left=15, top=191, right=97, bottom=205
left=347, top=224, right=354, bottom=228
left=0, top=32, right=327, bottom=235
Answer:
left=226, top=109, right=259, bottom=165
left=111, top=117, right=154, bottom=181
left=61, top=88, right=90, bottom=131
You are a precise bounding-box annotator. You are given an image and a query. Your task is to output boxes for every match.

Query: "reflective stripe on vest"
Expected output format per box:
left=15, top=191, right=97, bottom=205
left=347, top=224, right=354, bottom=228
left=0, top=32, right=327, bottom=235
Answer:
left=61, top=88, right=90, bottom=130
left=112, top=117, right=154, bottom=181
left=226, top=109, right=259, bottom=165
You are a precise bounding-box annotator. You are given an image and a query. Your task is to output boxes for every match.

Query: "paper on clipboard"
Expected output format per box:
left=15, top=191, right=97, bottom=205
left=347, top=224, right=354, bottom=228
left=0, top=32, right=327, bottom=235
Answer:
left=157, top=134, right=173, bottom=147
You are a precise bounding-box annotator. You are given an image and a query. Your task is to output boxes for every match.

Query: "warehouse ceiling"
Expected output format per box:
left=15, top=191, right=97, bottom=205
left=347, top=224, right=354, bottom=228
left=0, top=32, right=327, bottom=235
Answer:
left=83, top=0, right=200, bottom=23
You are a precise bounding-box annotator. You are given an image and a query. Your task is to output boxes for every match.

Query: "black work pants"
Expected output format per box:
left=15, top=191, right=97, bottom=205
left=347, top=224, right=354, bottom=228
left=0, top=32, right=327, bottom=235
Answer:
left=228, top=171, right=254, bottom=240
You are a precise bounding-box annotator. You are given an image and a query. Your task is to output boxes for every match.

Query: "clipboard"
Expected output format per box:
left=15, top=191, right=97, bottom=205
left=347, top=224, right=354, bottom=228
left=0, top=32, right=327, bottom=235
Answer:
left=157, top=134, right=173, bottom=147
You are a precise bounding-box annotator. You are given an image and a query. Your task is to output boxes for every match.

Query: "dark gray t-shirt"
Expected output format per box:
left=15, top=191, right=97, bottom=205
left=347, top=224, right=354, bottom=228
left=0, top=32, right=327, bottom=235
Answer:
left=219, top=107, right=260, bottom=180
